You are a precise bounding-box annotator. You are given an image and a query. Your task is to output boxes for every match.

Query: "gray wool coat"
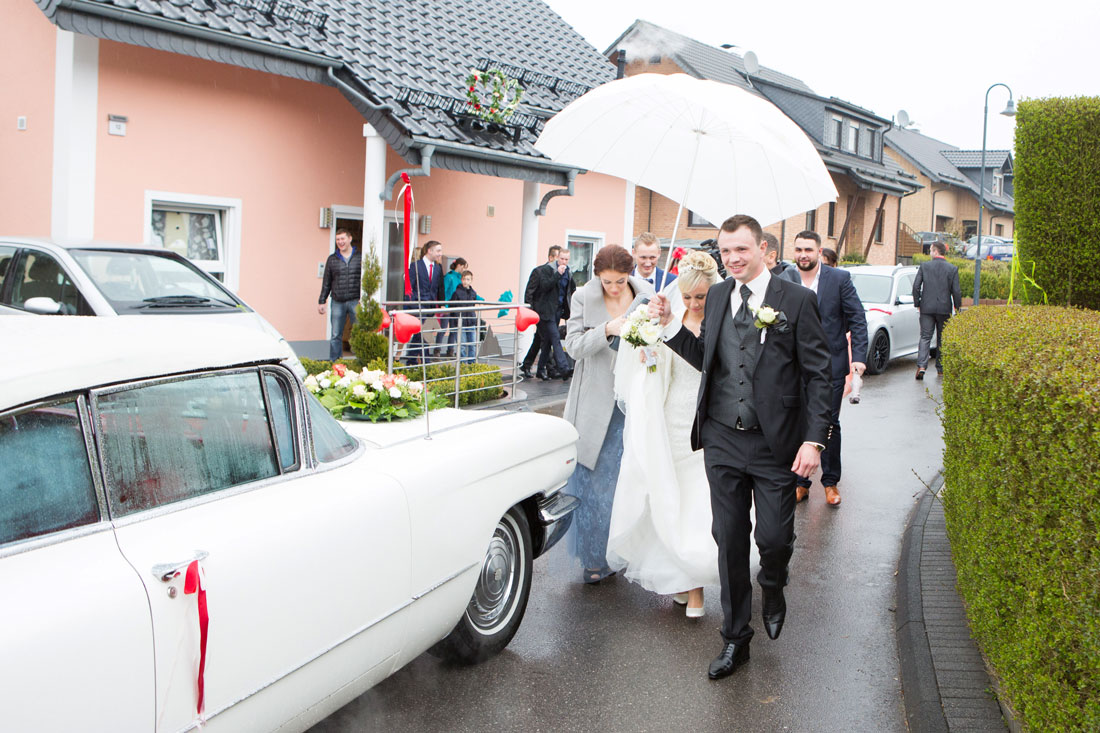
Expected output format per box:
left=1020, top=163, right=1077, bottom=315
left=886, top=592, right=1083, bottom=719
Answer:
left=562, top=275, right=655, bottom=469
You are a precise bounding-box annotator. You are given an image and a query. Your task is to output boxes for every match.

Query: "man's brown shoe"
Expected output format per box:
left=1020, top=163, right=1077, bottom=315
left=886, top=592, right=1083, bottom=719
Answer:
left=795, top=485, right=809, bottom=503
left=824, top=485, right=842, bottom=506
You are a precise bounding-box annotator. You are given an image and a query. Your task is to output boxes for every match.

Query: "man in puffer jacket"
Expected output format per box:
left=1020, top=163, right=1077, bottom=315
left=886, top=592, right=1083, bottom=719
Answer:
left=317, top=228, right=361, bottom=360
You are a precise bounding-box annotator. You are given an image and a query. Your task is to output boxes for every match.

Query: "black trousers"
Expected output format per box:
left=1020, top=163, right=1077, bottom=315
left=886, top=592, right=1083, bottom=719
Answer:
left=796, top=376, right=845, bottom=489
left=702, top=420, right=797, bottom=645
left=918, top=313, right=949, bottom=371
left=535, top=319, right=569, bottom=374
left=522, top=330, right=542, bottom=369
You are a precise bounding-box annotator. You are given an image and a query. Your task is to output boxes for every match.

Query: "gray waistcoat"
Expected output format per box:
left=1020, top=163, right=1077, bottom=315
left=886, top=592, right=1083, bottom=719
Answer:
left=707, top=304, right=760, bottom=430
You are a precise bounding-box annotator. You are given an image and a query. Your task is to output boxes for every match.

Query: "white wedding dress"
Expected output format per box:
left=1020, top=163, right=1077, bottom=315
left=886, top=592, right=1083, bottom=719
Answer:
left=606, top=291, right=720, bottom=594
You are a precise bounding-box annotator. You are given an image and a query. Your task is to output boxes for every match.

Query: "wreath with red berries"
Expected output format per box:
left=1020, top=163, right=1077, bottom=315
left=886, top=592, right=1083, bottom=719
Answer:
left=464, top=69, right=524, bottom=124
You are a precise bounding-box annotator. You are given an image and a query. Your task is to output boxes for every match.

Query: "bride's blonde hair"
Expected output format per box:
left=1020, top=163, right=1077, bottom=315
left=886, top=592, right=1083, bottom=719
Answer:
left=677, top=250, right=721, bottom=292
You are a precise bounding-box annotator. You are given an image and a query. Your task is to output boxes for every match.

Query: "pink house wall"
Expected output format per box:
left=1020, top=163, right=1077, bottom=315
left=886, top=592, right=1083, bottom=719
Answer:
left=0, top=1, right=57, bottom=236
left=94, top=41, right=367, bottom=341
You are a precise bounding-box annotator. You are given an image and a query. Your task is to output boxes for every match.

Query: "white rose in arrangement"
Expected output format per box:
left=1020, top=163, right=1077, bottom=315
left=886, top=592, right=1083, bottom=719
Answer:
left=639, top=321, right=661, bottom=344
left=408, top=381, right=423, bottom=393
left=352, top=384, right=367, bottom=398
left=371, top=380, right=384, bottom=392
left=319, top=378, right=332, bottom=389
left=336, top=376, right=353, bottom=388
left=304, top=375, right=319, bottom=393
left=394, top=374, right=409, bottom=385
left=389, top=386, right=402, bottom=399
left=364, top=370, right=383, bottom=383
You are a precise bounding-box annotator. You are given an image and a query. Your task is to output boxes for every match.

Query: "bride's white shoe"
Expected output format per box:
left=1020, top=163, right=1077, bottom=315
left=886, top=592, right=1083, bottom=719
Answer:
left=686, top=588, right=704, bottom=617
left=685, top=604, right=705, bottom=618
left=672, top=592, right=689, bottom=606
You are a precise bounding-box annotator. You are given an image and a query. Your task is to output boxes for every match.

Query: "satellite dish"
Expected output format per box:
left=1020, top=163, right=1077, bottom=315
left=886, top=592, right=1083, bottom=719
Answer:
left=743, top=51, right=760, bottom=76
left=896, top=109, right=910, bottom=128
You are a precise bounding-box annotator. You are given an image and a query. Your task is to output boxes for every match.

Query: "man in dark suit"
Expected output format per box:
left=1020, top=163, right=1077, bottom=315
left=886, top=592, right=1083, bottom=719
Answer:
left=650, top=215, right=832, bottom=680
left=405, top=240, right=445, bottom=365
left=912, top=241, right=962, bottom=379
left=633, top=232, right=677, bottom=290
left=788, top=230, right=868, bottom=507
left=523, top=245, right=571, bottom=380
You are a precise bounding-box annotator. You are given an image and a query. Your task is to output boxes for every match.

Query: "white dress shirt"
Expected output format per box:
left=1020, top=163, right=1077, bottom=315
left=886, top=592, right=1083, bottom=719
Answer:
left=421, top=257, right=435, bottom=281
left=662, top=266, right=772, bottom=340
left=795, top=265, right=821, bottom=294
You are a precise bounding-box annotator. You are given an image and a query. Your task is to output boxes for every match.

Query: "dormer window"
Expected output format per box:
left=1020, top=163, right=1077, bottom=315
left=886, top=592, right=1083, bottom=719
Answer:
left=827, top=116, right=843, bottom=148
left=846, top=123, right=859, bottom=153
left=992, top=173, right=1003, bottom=196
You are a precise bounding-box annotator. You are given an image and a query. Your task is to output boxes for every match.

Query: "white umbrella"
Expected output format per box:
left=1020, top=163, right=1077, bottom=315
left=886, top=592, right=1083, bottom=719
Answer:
left=535, top=73, right=837, bottom=286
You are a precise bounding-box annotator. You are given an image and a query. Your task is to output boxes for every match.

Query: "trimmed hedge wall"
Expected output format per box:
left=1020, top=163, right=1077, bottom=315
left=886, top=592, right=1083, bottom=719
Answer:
left=912, top=254, right=1013, bottom=300
left=942, top=306, right=1100, bottom=730
left=1015, top=97, right=1100, bottom=310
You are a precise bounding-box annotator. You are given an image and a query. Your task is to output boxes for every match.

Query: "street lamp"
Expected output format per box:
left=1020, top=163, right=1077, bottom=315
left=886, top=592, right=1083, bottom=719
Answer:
left=973, top=83, right=1015, bottom=304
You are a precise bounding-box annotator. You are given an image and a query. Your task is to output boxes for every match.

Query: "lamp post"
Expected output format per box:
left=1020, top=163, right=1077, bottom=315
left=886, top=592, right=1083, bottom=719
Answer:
left=973, top=83, right=1015, bottom=304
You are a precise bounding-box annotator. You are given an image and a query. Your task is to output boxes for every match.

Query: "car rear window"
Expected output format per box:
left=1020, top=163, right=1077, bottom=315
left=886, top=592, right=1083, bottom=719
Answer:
left=849, top=274, right=894, bottom=304
left=69, top=249, right=244, bottom=313
left=0, top=400, right=99, bottom=546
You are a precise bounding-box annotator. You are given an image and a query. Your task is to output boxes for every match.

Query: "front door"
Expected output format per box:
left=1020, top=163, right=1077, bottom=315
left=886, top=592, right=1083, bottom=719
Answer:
left=95, top=368, right=411, bottom=731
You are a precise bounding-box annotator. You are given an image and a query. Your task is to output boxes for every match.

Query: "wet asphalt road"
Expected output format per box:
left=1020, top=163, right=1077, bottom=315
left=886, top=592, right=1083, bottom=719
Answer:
left=311, top=355, right=945, bottom=733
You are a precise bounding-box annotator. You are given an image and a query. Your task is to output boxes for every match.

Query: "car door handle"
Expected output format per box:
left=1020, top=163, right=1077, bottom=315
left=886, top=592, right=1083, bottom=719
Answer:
left=152, top=550, right=209, bottom=583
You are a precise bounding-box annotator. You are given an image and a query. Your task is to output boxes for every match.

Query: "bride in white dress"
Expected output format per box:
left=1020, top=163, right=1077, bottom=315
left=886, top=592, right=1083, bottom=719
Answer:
left=607, top=251, right=721, bottom=617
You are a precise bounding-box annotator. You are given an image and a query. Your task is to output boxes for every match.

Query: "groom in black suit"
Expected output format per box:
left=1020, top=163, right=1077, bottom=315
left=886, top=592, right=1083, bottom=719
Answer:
left=650, top=214, right=832, bottom=680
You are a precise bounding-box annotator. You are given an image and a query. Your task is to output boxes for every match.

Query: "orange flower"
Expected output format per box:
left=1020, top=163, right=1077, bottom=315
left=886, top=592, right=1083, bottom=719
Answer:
left=381, top=374, right=396, bottom=389
left=332, top=363, right=346, bottom=377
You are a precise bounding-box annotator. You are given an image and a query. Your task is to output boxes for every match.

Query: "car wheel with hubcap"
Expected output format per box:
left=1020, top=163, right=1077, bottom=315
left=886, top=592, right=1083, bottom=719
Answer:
left=429, top=505, right=533, bottom=664
left=866, top=329, right=890, bottom=375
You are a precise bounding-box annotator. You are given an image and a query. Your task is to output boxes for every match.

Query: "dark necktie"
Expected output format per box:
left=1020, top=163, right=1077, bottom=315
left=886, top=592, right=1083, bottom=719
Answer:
left=734, top=283, right=753, bottom=338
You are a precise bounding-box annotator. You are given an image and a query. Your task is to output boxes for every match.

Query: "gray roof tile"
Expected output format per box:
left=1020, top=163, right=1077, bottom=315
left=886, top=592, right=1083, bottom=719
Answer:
left=885, top=128, right=1013, bottom=212
left=941, top=149, right=1011, bottom=169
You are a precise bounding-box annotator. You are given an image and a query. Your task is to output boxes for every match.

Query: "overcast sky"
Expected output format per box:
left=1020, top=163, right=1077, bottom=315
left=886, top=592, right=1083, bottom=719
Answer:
left=545, top=0, right=1098, bottom=153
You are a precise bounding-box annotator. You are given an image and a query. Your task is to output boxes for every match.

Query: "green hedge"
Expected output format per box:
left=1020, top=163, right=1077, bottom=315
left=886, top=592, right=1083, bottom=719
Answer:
left=303, top=357, right=504, bottom=406
left=1015, top=97, right=1100, bottom=310
left=912, top=254, right=1013, bottom=300
left=942, top=306, right=1100, bottom=730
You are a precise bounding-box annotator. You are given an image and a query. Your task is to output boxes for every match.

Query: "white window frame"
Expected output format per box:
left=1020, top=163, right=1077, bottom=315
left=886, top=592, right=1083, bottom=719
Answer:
left=828, top=116, right=843, bottom=148
left=564, top=229, right=605, bottom=286
left=143, top=191, right=243, bottom=292
left=846, top=122, right=859, bottom=153
left=991, top=173, right=1003, bottom=196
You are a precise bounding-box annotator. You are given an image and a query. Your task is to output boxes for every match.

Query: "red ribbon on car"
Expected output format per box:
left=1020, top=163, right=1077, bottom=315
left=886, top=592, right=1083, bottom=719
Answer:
left=184, top=560, right=209, bottom=718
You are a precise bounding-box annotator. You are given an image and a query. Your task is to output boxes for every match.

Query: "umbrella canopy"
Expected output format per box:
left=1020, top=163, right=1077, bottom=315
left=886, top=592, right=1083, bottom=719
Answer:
left=535, top=73, right=837, bottom=228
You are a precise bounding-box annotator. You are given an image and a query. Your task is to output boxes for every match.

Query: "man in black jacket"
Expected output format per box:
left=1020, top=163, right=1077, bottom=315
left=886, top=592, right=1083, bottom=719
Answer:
left=318, top=228, right=361, bottom=361
left=912, top=241, right=962, bottom=379
left=523, top=245, right=571, bottom=380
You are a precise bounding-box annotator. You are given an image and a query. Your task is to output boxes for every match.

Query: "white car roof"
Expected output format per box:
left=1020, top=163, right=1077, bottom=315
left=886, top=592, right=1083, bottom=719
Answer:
left=0, top=236, right=170, bottom=254
left=1, top=318, right=287, bottom=412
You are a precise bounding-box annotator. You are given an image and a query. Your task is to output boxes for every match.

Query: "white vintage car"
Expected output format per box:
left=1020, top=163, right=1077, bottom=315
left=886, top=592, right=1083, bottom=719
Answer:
left=0, top=319, right=578, bottom=732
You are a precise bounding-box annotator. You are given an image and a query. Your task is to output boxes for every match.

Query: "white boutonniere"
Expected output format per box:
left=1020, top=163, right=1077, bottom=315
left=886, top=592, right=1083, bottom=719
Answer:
left=752, top=305, right=788, bottom=344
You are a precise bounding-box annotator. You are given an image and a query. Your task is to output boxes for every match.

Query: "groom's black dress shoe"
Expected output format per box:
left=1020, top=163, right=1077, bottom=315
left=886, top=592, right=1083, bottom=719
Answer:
left=708, top=641, right=750, bottom=679
left=762, top=588, right=787, bottom=640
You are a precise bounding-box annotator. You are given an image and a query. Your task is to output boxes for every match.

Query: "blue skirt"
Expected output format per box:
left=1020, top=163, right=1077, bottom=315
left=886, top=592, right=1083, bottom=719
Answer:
left=566, top=407, right=626, bottom=575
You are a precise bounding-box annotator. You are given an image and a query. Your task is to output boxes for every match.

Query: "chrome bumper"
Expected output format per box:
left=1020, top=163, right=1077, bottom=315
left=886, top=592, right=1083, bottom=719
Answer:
left=534, top=490, right=578, bottom=558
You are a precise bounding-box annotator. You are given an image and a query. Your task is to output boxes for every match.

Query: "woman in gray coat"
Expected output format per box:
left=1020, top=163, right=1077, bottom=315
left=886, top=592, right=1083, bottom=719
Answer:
left=562, top=244, right=654, bottom=583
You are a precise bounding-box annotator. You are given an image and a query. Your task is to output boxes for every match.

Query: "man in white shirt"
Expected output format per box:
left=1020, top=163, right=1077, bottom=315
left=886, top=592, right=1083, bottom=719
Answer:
left=632, top=232, right=676, bottom=290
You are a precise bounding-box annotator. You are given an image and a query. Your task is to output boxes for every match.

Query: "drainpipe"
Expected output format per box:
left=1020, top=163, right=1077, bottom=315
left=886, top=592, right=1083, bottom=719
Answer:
left=930, top=187, right=946, bottom=231
left=326, top=67, right=394, bottom=114
left=380, top=145, right=435, bottom=201
left=535, top=169, right=576, bottom=216
left=616, top=49, right=627, bottom=79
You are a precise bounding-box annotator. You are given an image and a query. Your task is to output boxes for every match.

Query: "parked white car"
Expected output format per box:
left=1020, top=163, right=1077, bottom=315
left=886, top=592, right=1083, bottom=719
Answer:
left=0, top=236, right=303, bottom=374
left=0, top=319, right=578, bottom=733
left=844, top=264, right=936, bottom=374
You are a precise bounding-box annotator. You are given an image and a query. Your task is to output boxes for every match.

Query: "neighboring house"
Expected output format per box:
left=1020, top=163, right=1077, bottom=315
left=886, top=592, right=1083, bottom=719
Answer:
left=885, top=126, right=1014, bottom=250
left=2, top=0, right=629, bottom=356
left=606, top=20, right=919, bottom=265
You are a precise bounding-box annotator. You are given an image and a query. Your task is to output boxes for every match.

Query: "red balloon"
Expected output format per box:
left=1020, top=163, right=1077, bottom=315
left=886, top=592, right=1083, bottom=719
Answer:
left=516, top=306, right=540, bottom=332
left=392, top=312, right=421, bottom=344
left=377, top=307, right=391, bottom=332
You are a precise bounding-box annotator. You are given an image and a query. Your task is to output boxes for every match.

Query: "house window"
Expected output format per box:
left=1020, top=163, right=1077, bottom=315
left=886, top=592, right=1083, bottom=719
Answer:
left=874, top=212, right=884, bottom=243
left=687, top=210, right=714, bottom=228
left=827, top=116, right=843, bottom=148
left=846, top=123, right=859, bottom=153
left=805, top=209, right=817, bottom=231
left=146, top=192, right=242, bottom=290
left=995, top=223, right=1004, bottom=237
left=860, top=129, right=873, bottom=159
left=566, top=233, right=603, bottom=287
left=827, top=202, right=836, bottom=237
left=992, top=173, right=1003, bottom=196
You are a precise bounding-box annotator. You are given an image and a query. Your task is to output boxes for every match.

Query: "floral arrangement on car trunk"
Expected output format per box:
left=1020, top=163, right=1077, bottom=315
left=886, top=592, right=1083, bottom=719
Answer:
left=304, top=363, right=445, bottom=421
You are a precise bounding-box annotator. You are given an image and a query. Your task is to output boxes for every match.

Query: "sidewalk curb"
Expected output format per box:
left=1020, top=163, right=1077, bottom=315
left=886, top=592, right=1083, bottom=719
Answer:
left=896, top=474, right=950, bottom=733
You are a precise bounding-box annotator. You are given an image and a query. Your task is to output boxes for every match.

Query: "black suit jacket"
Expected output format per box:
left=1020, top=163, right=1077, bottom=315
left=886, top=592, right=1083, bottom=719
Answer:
left=524, top=262, right=561, bottom=322
left=665, top=274, right=833, bottom=464
left=913, top=257, right=962, bottom=315
left=813, top=265, right=870, bottom=381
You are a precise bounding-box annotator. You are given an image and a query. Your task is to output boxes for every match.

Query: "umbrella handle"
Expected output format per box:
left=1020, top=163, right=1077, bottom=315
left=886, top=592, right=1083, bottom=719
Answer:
left=659, top=132, right=703, bottom=293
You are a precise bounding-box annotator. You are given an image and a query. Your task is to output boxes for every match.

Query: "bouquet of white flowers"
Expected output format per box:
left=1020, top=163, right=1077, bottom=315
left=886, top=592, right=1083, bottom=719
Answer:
left=304, top=363, right=444, bottom=421
left=621, top=305, right=663, bottom=373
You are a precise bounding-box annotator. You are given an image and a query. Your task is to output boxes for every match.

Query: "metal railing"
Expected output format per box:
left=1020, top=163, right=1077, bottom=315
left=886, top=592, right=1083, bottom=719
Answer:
left=381, top=300, right=527, bottom=409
